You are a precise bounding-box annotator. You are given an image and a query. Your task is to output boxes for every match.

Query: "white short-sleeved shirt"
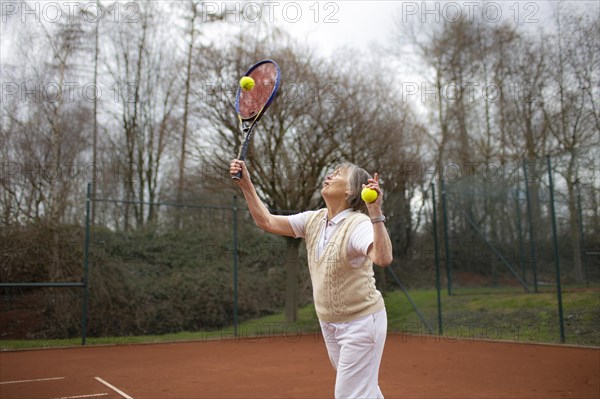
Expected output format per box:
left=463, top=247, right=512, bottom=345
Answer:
left=288, top=208, right=374, bottom=267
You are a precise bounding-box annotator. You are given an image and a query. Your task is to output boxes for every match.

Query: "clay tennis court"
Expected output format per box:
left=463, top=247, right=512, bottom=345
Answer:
left=1, top=334, right=598, bottom=399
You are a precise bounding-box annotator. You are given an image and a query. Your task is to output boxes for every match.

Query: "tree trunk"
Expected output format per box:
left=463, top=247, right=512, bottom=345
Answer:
left=284, top=237, right=300, bottom=323
left=567, top=173, right=584, bottom=283
left=91, top=5, right=100, bottom=225
left=177, top=3, right=197, bottom=223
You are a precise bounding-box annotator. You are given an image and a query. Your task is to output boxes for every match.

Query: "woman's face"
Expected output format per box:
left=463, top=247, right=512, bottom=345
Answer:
left=321, top=166, right=351, bottom=201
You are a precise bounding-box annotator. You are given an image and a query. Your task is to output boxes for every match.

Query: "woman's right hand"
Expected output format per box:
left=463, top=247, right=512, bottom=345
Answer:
left=230, top=159, right=251, bottom=187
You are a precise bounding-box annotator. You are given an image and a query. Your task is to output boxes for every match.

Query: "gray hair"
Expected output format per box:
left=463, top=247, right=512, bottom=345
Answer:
left=338, top=162, right=372, bottom=214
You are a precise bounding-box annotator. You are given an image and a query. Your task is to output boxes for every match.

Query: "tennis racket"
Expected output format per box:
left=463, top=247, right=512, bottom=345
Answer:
left=232, top=59, right=281, bottom=180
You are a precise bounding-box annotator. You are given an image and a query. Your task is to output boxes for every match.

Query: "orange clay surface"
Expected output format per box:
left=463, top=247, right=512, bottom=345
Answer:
left=1, top=334, right=598, bottom=399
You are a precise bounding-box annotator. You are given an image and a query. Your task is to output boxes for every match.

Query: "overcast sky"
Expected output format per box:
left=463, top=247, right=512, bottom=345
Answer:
left=1, top=1, right=598, bottom=77
left=2, top=1, right=598, bottom=55
left=262, top=0, right=598, bottom=56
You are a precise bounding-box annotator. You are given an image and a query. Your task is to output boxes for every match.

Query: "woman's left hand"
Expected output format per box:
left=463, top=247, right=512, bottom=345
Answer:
left=363, top=173, right=384, bottom=215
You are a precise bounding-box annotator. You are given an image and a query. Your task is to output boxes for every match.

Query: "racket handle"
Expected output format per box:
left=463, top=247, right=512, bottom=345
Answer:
left=232, top=144, right=250, bottom=180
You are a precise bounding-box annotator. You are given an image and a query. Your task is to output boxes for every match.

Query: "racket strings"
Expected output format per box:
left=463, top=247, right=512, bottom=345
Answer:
left=239, top=63, right=277, bottom=119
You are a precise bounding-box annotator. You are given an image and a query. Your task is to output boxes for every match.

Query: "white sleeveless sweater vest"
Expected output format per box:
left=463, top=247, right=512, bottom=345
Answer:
left=305, top=209, right=384, bottom=323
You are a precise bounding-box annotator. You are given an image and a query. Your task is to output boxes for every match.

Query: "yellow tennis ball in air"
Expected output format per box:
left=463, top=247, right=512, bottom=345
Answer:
left=240, top=76, right=255, bottom=91
left=361, top=187, right=378, bottom=203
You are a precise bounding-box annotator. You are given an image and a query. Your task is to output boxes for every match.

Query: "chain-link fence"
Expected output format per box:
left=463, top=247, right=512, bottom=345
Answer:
left=2, top=156, right=598, bottom=347
left=1, top=184, right=314, bottom=346
left=402, top=155, right=599, bottom=346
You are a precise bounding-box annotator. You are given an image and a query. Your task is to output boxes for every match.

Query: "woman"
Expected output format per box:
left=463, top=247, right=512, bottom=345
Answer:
left=230, top=159, right=393, bottom=399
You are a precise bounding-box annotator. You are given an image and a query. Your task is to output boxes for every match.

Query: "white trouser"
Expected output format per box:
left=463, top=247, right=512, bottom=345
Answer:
left=319, top=309, right=387, bottom=399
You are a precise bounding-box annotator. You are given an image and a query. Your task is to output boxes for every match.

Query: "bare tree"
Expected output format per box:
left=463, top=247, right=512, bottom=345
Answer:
left=0, top=10, right=93, bottom=226
left=176, top=1, right=199, bottom=216
left=396, top=3, right=599, bottom=285
left=103, top=2, right=182, bottom=228
left=79, top=1, right=103, bottom=225
left=193, top=28, right=422, bottom=321
left=543, top=9, right=599, bottom=283
left=175, top=1, right=224, bottom=217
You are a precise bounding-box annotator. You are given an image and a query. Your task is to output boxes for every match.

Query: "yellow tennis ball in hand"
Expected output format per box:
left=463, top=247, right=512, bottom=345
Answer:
left=239, top=76, right=255, bottom=91
left=361, top=187, right=378, bottom=203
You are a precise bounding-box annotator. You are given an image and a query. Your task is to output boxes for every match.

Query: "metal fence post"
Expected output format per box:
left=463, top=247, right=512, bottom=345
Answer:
left=576, top=182, right=589, bottom=286
left=546, top=156, right=566, bottom=343
left=522, top=160, right=539, bottom=293
left=82, top=183, right=91, bottom=346
left=440, top=178, right=453, bottom=295
left=232, top=195, right=239, bottom=338
left=431, top=183, right=443, bottom=335
left=515, top=187, right=526, bottom=284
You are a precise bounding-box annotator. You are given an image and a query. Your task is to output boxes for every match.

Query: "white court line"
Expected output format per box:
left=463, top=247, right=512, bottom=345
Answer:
left=94, top=377, right=135, bottom=399
left=0, top=376, right=65, bottom=385
left=53, top=394, right=108, bottom=399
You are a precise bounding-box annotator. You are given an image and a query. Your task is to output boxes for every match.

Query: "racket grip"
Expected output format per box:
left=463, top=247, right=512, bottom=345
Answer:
left=232, top=157, right=244, bottom=180
left=232, top=139, right=251, bottom=180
